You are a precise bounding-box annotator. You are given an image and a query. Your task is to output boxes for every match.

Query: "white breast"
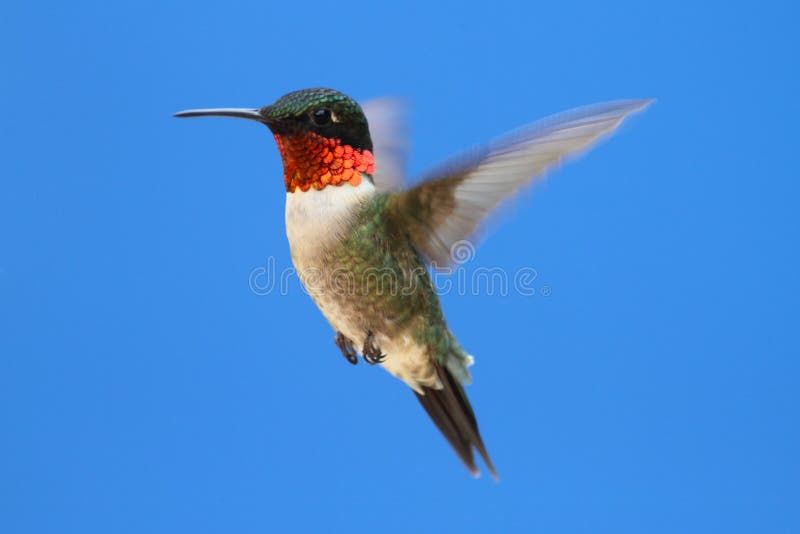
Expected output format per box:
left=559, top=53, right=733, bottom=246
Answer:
left=285, top=180, right=377, bottom=261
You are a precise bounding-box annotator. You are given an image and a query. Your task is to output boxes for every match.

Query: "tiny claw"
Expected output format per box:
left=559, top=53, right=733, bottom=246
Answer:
left=362, top=330, right=386, bottom=365
left=335, top=332, right=359, bottom=365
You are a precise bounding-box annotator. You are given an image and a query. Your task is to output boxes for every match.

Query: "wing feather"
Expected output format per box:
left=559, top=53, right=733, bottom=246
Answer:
left=389, top=99, right=653, bottom=266
left=361, top=97, right=409, bottom=193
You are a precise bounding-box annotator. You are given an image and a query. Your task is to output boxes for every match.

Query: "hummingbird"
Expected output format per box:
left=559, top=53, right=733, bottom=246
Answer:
left=175, top=88, right=651, bottom=478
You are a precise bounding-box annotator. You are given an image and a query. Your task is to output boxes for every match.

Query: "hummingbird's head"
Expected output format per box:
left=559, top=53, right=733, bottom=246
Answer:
left=175, top=88, right=375, bottom=193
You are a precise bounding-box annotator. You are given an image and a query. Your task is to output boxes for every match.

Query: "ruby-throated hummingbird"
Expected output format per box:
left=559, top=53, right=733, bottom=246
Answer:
left=175, top=88, right=651, bottom=478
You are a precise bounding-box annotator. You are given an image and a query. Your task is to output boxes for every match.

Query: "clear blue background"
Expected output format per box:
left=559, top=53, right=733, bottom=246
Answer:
left=2, top=1, right=798, bottom=533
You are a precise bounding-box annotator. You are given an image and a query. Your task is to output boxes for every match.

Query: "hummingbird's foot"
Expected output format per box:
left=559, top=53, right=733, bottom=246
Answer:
left=362, top=330, right=386, bottom=365
left=335, top=332, right=358, bottom=365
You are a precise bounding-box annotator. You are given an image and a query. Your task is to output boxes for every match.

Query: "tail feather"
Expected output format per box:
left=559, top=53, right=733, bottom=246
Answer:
left=414, top=360, right=497, bottom=479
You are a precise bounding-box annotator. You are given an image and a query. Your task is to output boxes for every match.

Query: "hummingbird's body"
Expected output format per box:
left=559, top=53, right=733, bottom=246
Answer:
left=286, top=182, right=469, bottom=389
left=176, top=88, right=651, bottom=478
left=283, top=150, right=490, bottom=470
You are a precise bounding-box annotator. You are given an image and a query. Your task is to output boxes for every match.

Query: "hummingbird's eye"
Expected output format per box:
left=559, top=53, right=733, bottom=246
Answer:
left=311, top=108, right=333, bottom=126
left=310, top=108, right=333, bottom=126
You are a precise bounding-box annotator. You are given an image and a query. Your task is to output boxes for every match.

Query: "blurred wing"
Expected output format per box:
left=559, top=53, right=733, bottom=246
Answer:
left=388, top=99, right=653, bottom=266
left=362, top=97, right=409, bottom=192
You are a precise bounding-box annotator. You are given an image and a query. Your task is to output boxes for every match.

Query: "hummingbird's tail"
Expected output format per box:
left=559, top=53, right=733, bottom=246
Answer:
left=414, top=360, right=498, bottom=479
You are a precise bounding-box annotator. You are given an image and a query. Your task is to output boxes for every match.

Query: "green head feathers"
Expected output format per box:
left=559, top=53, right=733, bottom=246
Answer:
left=260, top=88, right=372, bottom=152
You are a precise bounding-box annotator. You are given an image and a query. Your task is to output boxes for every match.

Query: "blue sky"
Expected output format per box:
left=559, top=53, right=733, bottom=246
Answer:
left=1, top=1, right=798, bottom=533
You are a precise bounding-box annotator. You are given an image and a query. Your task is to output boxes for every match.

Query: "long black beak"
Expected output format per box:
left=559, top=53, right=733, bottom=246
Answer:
left=173, top=108, right=265, bottom=121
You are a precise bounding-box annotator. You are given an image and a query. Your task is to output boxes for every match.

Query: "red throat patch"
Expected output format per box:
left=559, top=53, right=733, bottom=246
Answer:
left=274, top=132, right=375, bottom=193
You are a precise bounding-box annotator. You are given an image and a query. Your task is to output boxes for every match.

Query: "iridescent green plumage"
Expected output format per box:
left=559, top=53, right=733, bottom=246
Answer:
left=317, top=193, right=468, bottom=377
left=302, top=191, right=493, bottom=475
left=261, top=88, right=365, bottom=121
